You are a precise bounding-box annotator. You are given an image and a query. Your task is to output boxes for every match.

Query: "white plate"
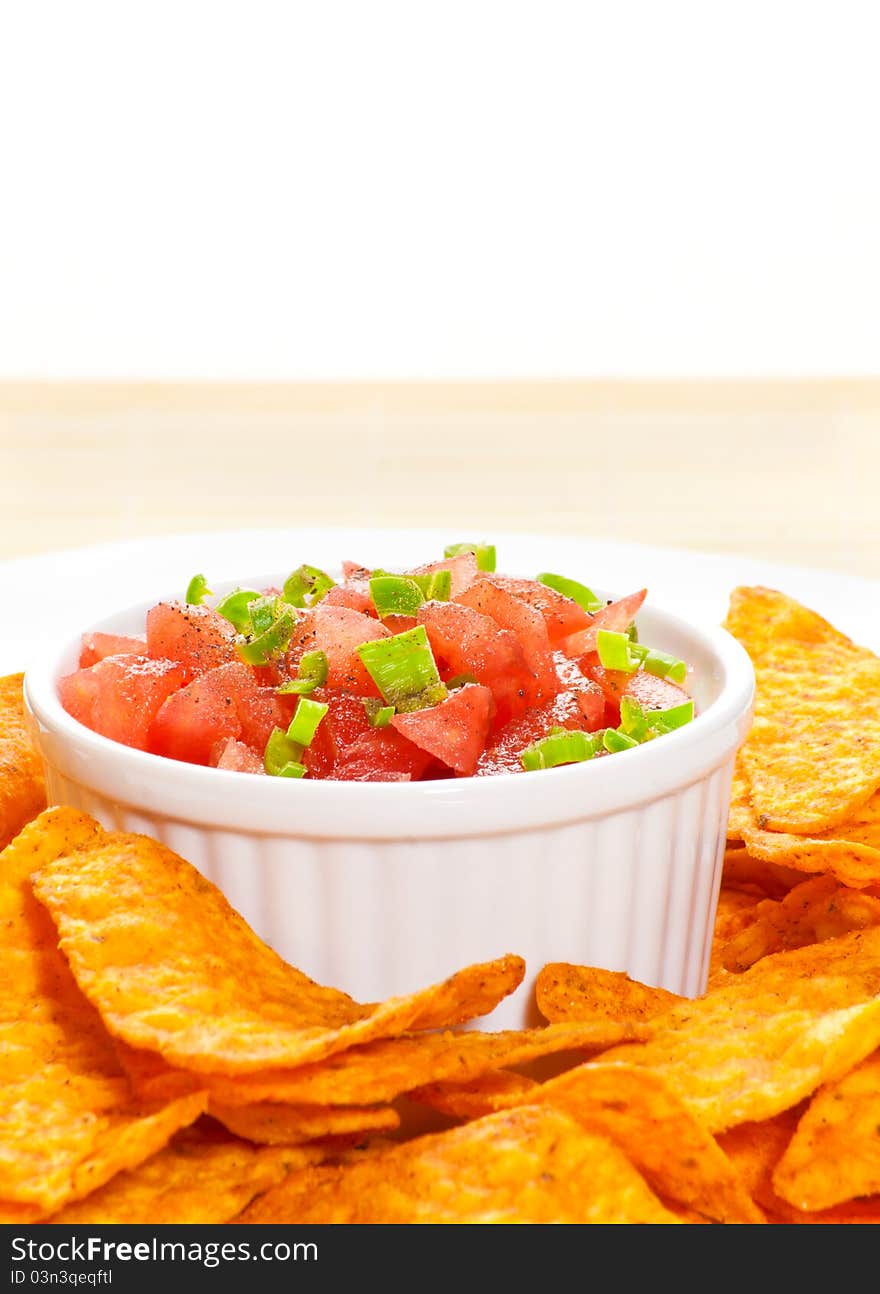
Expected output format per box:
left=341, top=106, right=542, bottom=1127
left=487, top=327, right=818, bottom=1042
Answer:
left=3, top=525, right=879, bottom=674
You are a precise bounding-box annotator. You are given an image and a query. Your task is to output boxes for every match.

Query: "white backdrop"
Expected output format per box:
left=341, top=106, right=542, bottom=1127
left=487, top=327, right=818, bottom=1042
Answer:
left=1, top=1, right=878, bottom=378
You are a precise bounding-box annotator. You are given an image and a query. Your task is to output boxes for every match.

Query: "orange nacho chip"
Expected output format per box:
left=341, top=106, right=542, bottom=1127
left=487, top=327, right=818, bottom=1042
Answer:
left=0, top=674, right=46, bottom=851
left=721, top=846, right=804, bottom=899
left=31, top=832, right=524, bottom=1075
left=236, top=1104, right=680, bottom=1224
left=126, top=1019, right=646, bottom=1108
left=0, top=810, right=207, bottom=1218
left=602, top=928, right=880, bottom=1133
left=718, top=876, right=880, bottom=973
left=772, top=1052, right=880, bottom=1212
left=724, top=586, right=851, bottom=663
left=408, top=1072, right=540, bottom=1121
left=47, top=1122, right=318, bottom=1224
left=726, top=757, right=754, bottom=841
left=740, top=637, right=880, bottom=834
left=708, top=887, right=763, bottom=983
left=536, top=964, right=681, bottom=1026
left=209, top=1100, right=400, bottom=1144
left=740, top=790, right=880, bottom=887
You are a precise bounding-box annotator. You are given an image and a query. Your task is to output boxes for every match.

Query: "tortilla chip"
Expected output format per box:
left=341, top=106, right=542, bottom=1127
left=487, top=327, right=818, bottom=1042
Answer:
left=740, top=791, right=880, bottom=887
left=409, top=1072, right=540, bottom=1120
left=48, top=1122, right=316, bottom=1224
left=708, top=887, right=763, bottom=983
left=772, top=1052, right=880, bottom=1211
left=31, top=832, right=524, bottom=1075
left=0, top=810, right=207, bottom=1217
left=719, top=876, right=880, bottom=973
left=721, top=846, right=804, bottom=899
left=236, top=1104, right=680, bottom=1223
left=536, top=964, right=681, bottom=1025
left=209, top=1100, right=400, bottom=1144
left=724, top=586, right=851, bottom=663
left=716, top=1106, right=801, bottom=1210
left=166, top=1019, right=646, bottom=1108
left=602, top=928, right=880, bottom=1133
left=0, top=674, right=46, bottom=851
left=529, top=1062, right=764, bottom=1224
left=726, top=757, right=754, bottom=841
left=740, top=637, right=880, bottom=834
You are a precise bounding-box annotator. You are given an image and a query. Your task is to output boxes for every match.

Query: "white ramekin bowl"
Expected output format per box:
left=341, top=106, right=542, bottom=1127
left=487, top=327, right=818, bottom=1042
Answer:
left=24, top=576, right=754, bottom=1028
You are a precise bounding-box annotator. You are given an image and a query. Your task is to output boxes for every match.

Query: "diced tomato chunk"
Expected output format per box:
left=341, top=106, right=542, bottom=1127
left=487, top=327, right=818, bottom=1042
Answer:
left=554, top=651, right=605, bottom=728
left=322, top=582, right=375, bottom=615
left=210, top=738, right=266, bottom=774
left=146, top=601, right=239, bottom=680
left=301, top=688, right=373, bottom=777
left=288, top=605, right=388, bottom=696
left=332, top=727, right=434, bottom=781
left=418, top=600, right=534, bottom=728
left=560, top=589, right=647, bottom=657
left=622, top=670, right=692, bottom=712
left=455, top=580, right=558, bottom=706
left=148, top=661, right=284, bottom=765
left=405, top=553, right=479, bottom=598
left=391, top=684, right=494, bottom=776
left=484, top=576, right=592, bottom=644
left=475, top=688, right=605, bottom=776
left=79, top=632, right=147, bottom=668
left=59, top=654, right=186, bottom=750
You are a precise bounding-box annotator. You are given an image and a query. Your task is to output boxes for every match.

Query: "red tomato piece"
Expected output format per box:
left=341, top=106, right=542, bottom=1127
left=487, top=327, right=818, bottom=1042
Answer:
left=554, top=651, right=605, bottom=728
left=475, top=688, right=605, bottom=776
left=146, top=601, right=239, bottom=680
left=288, top=605, right=388, bottom=696
left=210, top=738, right=266, bottom=774
left=417, top=600, right=534, bottom=728
left=622, top=670, right=692, bottom=712
left=391, top=683, right=494, bottom=776
left=148, top=661, right=283, bottom=764
left=332, top=727, right=434, bottom=782
left=59, top=654, right=186, bottom=750
left=405, top=553, right=479, bottom=598
left=455, top=580, right=558, bottom=706
left=322, top=582, right=375, bottom=615
left=79, top=632, right=147, bottom=668
left=560, top=589, right=647, bottom=658
left=301, top=688, right=373, bottom=778
left=484, top=576, right=592, bottom=644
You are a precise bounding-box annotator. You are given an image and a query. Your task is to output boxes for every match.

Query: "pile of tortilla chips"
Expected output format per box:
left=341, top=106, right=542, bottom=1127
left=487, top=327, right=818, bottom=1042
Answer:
left=3, top=589, right=880, bottom=1224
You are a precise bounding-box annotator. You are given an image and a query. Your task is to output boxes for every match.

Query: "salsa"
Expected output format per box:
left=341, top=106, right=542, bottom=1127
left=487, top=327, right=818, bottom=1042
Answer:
left=58, top=545, right=695, bottom=781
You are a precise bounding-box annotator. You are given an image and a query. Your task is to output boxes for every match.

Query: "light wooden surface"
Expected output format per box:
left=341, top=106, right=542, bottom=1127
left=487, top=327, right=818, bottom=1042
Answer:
left=2, top=381, right=879, bottom=578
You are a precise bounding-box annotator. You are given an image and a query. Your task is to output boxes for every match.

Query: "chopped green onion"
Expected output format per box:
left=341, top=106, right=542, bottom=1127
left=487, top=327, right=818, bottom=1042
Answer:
left=618, top=698, right=659, bottom=743
left=363, top=698, right=396, bottom=727
left=248, top=595, right=279, bottom=635
left=370, top=575, right=425, bottom=618
left=536, top=573, right=603, bottom=614
left=185, top=574, right=212, bottom=605
left=299, top=650, right=328, bottom=685
left=603, top=728, right=639, bottom=753
left=236, top=605, right=297, bottom=666
left=275, top=677, right=318, bottom=696
left=395, top=681, right=448, bottom=713
left=264, top=727, right=305, bottom=776
left=642, top=648, right=687, bottom=685
left=410, top=569, right=452, bottom=601
left=357, top=625, right=443, bottom=708
left=443, top=542, right=497, bottom=572
left=596, top=629, right=640, bottom=673
left=215, top=588, right=261, bottom=632
left=286, top=696, right=328, bottom=747
left=283, top=565, right=336, bottom=608
left=447, top=672, right=479, bottom=689
left=276, top=649, right=329, bottom=696
left=626, top=623, right=639, bottom=644
left=644, top=698, right=695, bottom=730
left=520, top=727, right=600, bottom=771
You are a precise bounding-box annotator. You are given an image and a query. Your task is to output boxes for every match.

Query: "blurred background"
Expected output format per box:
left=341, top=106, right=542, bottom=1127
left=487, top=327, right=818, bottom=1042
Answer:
left=1, top=1, right=877, bottom=574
